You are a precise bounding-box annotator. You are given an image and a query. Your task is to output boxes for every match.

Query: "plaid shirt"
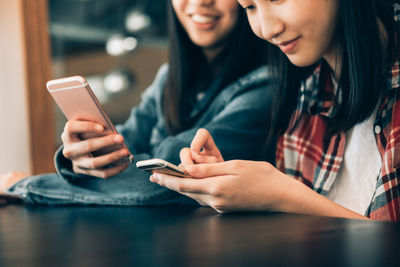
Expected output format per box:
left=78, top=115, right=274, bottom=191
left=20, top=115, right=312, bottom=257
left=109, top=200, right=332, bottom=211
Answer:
left=276, top=3, right=400, bottom=221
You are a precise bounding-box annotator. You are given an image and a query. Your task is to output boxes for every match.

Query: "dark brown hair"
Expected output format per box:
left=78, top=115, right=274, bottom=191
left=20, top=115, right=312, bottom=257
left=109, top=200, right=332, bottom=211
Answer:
left=163, top=3, right=268, bottom=135
left=267, top=0, right=400, bottom=138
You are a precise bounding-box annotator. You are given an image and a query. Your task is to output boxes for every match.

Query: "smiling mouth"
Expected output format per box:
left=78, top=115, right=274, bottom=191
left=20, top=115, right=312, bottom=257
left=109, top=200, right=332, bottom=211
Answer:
left=190, top=14, right=219, bottom=24
left=277, top=37, right=300, bottom=53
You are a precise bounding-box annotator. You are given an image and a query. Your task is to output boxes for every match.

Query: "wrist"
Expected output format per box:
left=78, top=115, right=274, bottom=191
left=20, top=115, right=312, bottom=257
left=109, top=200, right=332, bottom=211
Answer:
left=271, top=175, right=309, bottom=213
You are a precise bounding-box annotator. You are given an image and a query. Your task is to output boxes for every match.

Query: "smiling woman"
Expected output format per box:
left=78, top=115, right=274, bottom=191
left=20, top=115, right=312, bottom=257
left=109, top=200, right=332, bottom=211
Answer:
left=172, top=0, right=239, bottom=60
left=239, top=0, right=340, bottom=67
left=1, top=0, right=276, bottom=206
left=150, top=0, right=400, bottom=222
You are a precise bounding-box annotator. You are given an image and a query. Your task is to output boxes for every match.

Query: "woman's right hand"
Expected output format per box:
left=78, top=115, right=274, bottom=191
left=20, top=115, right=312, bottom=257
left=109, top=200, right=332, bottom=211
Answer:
left=61, top=120, right=130, bottom=178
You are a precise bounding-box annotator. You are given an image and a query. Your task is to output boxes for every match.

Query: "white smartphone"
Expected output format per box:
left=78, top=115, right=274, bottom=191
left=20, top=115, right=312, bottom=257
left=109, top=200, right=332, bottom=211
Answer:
left=136, top=159, right=190, bottom=178
left=46, top=75, right=133, bottom=166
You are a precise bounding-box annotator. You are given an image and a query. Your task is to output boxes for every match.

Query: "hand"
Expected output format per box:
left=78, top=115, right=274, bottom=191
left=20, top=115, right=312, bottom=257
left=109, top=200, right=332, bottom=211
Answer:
left=0, top=171, right=29, bottom=196
left=179, top=129, right=224, bottom=168
left=62, top=120, right=130, bottom=178
left=150, top=160, right=293, bottom=213
left=150, top=160, right=369, bottom=220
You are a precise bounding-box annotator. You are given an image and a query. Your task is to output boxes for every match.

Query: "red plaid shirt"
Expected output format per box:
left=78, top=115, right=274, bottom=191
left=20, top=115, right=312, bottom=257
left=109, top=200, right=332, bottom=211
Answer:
left=276, top=3, right=400, bottom=221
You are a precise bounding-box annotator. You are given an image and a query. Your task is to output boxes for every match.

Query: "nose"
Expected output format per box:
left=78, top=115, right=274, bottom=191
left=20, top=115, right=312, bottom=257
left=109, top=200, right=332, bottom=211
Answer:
left=257, top=10, right=285, bottom=42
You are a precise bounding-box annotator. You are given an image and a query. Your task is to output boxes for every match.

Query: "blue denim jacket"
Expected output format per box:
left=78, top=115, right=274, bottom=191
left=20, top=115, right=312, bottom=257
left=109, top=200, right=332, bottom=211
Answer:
left=7, top=64, right=276, bottom=205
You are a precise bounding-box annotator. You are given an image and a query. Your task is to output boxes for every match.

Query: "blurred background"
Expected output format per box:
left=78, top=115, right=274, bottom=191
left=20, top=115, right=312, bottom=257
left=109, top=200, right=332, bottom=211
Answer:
left=0, top=0, right=168, bottom=174
left=49, top=0, right=168, bottom=144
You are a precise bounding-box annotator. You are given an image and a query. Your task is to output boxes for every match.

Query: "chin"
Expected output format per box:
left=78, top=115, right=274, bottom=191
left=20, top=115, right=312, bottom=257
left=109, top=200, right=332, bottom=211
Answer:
left=194, top=42, right=215, bottom=48
left=191, top=38, right=218, bottom=49
left=286, top=54, right=320, bottom=68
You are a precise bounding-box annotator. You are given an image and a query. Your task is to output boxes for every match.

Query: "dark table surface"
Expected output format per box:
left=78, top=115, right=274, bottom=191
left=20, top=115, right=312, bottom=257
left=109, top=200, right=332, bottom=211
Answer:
left=0, top=204, right=399, bottom=267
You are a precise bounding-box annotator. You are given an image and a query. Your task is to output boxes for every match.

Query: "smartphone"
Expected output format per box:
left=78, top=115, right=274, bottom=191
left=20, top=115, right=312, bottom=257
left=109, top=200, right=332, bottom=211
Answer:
left=46, top=75, right=133, bottom=166
left=136, top=159, right=190, bottom=178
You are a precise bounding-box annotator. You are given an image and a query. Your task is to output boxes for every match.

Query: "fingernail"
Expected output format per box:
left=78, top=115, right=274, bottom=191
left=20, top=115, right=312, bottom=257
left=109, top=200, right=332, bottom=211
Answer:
left=150, top=174, right=159, bottom=182
left=119, top=150, right=127, bottom=156
left=95, top=125, right=103, bottom=132
left=114, top=135, right=123, bottom=142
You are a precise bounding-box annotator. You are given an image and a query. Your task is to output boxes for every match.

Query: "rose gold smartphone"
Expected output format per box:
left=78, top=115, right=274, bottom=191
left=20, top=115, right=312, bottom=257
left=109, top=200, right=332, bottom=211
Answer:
left=46, top=75, right=133, bottom=166
left=136, top=159, right=190, bottom=178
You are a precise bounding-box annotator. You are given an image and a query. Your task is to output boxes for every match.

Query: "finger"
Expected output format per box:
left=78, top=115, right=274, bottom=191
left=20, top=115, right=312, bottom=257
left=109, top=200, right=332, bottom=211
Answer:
left=178, top=192, right=211, bottom=207
left=184, top=193, right=209, bottom=206
left=74, top=164, right=128, bottom=179
left=198, top=150, right=224, bottom=162
left=190, top=129, right=212, bottom=152
left=73, top=148, right=129, bottom=169
left=63, top=134, right=124, bottom=159
left=0, top=171, right=29, bottom=191
left=62, top=120, right=104, bottom=143
left=190, top=129, right=224, bottom=161
left=150, top=173, right=210, bottom=194
left=179, top=148, right=194, bottom=167
left=184, top=161, right=242, bottom=178
left=191, top=152, right=221, bottom=164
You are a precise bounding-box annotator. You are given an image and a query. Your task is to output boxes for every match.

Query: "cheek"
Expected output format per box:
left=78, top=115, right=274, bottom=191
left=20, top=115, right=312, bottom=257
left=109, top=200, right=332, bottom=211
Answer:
left=171, top=0, right=181, bottom=9
left=220, top=0, right=240, bottom=13
left=304, top=18, right=336, bottom=58
left=226, top=12, right=239, bottom=31
left=223, top=0, right=239, bottom=9
left=171, top=0, right=184, bottom=20
left=247, top=17, right=263, bottom=39
left=171, top=0, right=178, bottom=12
left=220, top=2, right=240, bottom=29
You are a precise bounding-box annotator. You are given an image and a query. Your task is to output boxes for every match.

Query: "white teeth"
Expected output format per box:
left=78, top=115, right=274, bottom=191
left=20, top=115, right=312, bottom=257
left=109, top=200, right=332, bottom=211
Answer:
left=191, top=14, right=217, bottom=24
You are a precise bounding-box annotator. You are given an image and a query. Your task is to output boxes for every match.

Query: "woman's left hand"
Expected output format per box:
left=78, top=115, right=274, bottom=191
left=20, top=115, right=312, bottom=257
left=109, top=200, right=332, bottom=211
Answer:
left=150, top=160, right=295, bottom=213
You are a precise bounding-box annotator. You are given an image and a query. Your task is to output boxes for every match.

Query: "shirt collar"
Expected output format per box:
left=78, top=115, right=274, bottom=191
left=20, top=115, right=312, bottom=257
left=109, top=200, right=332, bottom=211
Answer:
left=389, top=60, right=399, bottom=91
left=298, top=62, right=338, bottom=119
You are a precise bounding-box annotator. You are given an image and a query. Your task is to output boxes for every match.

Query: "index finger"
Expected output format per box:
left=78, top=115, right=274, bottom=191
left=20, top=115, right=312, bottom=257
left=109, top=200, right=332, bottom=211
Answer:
left=190, top=129, right=213, bottom=152
left=62, top=120, right=104, bottom=142
left=184, top=161, right=240, bottom=178
left=64, top=120, right=104, bottom=135
left=191, top=129, right=223, bottom=160
left=179, top=147, right=194, bottom=167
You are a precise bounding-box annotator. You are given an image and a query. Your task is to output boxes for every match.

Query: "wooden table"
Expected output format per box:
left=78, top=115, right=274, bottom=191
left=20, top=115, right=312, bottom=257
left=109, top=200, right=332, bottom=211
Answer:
left=0, top=204, right=399, bottom=266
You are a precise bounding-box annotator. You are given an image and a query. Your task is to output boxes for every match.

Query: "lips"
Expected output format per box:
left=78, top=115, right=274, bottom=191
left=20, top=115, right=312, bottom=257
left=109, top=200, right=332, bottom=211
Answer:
left=277, top=37, right=300, bottom=53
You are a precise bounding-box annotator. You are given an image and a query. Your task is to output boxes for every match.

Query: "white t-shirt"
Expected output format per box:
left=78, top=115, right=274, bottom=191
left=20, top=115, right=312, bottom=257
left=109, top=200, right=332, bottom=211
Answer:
left=326, top=108, right=381, bottom=215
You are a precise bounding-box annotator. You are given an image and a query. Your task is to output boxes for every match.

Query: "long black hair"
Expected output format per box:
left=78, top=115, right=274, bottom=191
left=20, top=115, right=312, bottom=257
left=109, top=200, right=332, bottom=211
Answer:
left=269, top=0, right=400, bottom=138
left=163, top=2, right=268, bottom=135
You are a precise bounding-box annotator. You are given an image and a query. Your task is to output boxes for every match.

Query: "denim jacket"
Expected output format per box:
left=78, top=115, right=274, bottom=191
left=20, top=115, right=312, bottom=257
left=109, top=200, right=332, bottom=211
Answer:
left=7, top=64, right=276, bottom=205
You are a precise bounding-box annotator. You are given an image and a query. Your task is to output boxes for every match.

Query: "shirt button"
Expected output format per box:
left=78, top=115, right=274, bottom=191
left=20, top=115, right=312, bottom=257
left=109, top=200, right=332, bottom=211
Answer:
left=374, top=125, right=381, bottom=134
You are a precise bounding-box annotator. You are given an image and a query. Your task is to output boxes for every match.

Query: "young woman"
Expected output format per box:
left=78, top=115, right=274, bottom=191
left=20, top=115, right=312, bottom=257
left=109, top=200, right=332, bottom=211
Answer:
left=0, top=0, right=276, bottom=205
left=150, top=0, right=400, bottom=221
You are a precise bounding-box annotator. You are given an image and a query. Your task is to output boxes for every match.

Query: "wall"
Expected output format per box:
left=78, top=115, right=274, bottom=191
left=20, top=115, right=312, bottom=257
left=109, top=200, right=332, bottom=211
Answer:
left=0, top=0, right=32, bottom=174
